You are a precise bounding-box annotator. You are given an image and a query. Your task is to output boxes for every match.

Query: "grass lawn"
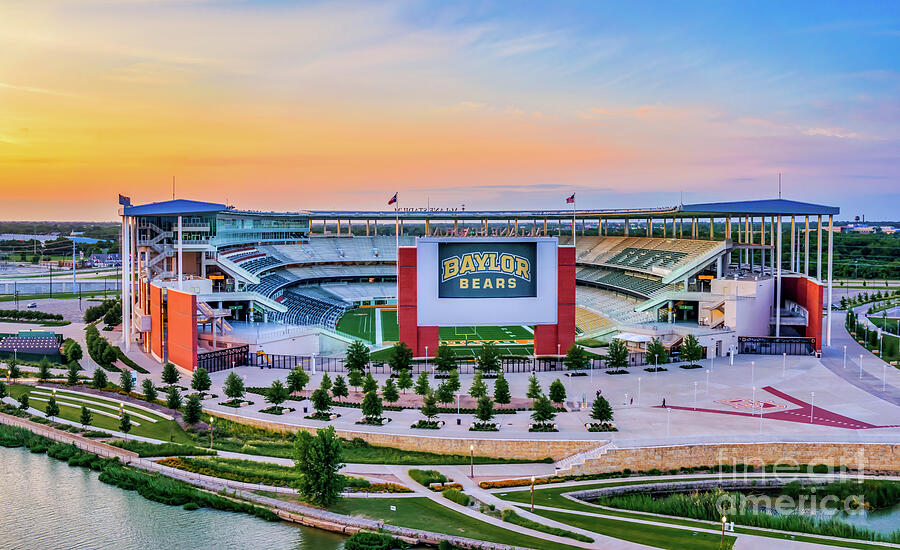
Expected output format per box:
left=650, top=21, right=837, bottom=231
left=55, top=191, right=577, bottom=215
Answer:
left=336, top=308, right=377, bottom=343
left=272, top=495, right=582, bottom=550
left=7, top=384, right=193, bottom=444
left=380, top=308, right=399, bottom=342
left=531, top=508, right=734, bottom=550
left=0, top=290, right=120, bottom=302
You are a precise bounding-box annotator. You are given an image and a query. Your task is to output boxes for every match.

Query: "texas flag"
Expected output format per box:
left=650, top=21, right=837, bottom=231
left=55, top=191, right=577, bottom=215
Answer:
left=388, top=192, right=398, bottom=206
left=566, top=193, right=575, bottom=204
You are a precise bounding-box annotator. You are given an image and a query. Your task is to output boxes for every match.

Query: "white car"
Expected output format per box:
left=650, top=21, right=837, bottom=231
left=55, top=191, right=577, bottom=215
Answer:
left=27, top=302, right=37, bottom=308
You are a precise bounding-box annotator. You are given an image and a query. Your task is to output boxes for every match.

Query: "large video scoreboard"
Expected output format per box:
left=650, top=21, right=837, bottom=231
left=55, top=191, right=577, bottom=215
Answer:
left=415, top=237, right=558, bottom=326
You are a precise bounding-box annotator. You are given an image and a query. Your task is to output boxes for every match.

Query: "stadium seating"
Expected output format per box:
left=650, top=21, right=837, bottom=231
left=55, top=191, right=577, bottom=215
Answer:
left=575, top=307, right=615, bottom=336
left=245, top=273, right=291, bottom=298
left=576, top=266, right=670, bottom=297
left=561, top=236, right=722, bottom=278
left=265, top=236, right=414, bottom=264
left=319, top=282, right=396, bottom=302
left=239, top=255, right=282, bottom=274
left=575, top=286, right=654, bottom=325
left=275, top=288, right=352, bottom=328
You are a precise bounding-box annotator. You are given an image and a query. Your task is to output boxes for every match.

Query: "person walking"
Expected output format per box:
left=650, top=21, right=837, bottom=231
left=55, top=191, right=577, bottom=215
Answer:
left=662, top=397, right=666, bottom=407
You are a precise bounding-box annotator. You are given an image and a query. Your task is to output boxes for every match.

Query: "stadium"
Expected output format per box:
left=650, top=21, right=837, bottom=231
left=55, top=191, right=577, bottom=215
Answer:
left=118, top=196, right=838, bottom=371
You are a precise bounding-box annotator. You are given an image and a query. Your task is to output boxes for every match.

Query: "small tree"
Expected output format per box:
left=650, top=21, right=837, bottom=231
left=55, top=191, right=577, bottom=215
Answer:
left=142, top=378, right=158, bottom=402
left=191, top=367, right=211, bottom=395
left=493, top=371, right=511, bottom=405
left=563, top=344, right=589, bottom=370
left=120, top=369, right=134, bottom=394
left=645, top=337, right=669, bottom=366
left=66, top=362, right=80, bottom=386
left=382, top=377, right=399, bottom=404
left=119, top=412, right=132, bottom=434
left=434, top=343, right=456, bottom=373
left=469, top=371, right=488, bottom=399
left=444, top=369, right=461, bottom=395
left=436, top=381, right=455, bottom=404
left=414, top=371, right=431, bottom=396
left=421, top=391, right=438, bottom=421
left=311, top=387, right=331, bottom=417
left=92, top=368, right=108, bottom=390
left=266, top=379, right=289, bottom=408
left=292, top=426, right=344, bottom=507
left=45, top=395, right=60, bottom=420
left=345, top=340, right=370, bottom=372
left=362, top=372, right=378, bottom=394
left=7, top=358, right=20, bottom=381
left=286, top=366, right=310, bottom=395
left=79, top=405, right=92, bottom=428
left=161, top=362, right=179, bottom=386
left=476, top=342, right=501, bottom=374
left=18, top=393, right=29, bottom=410
left=331, top=375, right=349, bottom=402
left=526, top=372, right=542, bottom=400
left=37, top=358, right=51, bottom=382
left=184, top=393, right=203, bottom=425
left=362, top=390, right=383, bottom=422
left=607, top=339, right=629, bottom=369
left=475, top=395, right=494, bottom=423
left=223, top=372, right=244, bottom=400
left=531, top=394, right=556, bottom=424
left=166, top=385, right=182, bottom=410
left=388, top=341, right=414, bottom=375
left=591, top=395, right=613, bottom=423
left=66, top=341, right=83, bottom=363
left=681, top=334, right=703, bottom=365
left=319, top=372, right=333, bottom=394
left=396, top=368, right=413, bottom=394
left=102, top=346, right=118, bottom=367
left=548, top=379, right=566, bottom=405
left=347, top=368, right=364, bottom=393
left=0, top=381, right=5, bottom=399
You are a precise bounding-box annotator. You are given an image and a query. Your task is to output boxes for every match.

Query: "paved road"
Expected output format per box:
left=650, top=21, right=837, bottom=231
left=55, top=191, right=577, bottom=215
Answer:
left=821, top=310, right=900, bottom=407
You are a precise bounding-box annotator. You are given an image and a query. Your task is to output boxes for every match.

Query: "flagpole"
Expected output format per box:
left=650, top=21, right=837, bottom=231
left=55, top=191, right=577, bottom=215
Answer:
left=572, top=197, right=577, bottom=247
left=395, top=194, right=399, bottom=252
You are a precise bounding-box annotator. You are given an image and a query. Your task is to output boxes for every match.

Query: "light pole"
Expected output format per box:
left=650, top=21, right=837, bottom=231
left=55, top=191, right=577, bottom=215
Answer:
left=425, top=345, right=428, bottom=374
left=705, top=369, right=710, bottom=394
left=721, top=516, right=727, bottom=547
left=666, top=407, right=671, bottom=437
left=859, top=354, right=863, bottom=380
left=530, top=476, right=535, bottom=512
left=208, top=416, right=215, bottom=447
left=842, top=346, right=846, bottom=369
left=782, top=353, right=786, bottom=377
left=751, top=360, right=755, bottom=386
left=312, top=352, right=317, bottom=375
left=810, top=392, right=815, bottom=423
left=469, top=444, right=474, bottom=477
left=693, top=381, right=698, bottom=410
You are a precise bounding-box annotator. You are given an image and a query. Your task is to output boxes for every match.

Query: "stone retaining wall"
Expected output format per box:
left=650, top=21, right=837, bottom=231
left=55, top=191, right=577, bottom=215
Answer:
left=207, top=409, right=599, bottom=461
left=564, top=442, right=900, bottom=476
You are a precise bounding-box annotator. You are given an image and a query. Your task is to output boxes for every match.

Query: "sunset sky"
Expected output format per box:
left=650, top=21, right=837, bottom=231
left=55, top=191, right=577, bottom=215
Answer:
left=1, top=1, right=898, bottom=221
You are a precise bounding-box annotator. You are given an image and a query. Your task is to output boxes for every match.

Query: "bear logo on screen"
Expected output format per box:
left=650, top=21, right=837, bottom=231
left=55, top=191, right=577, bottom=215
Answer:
left=441, top=252, right=531, bottom=290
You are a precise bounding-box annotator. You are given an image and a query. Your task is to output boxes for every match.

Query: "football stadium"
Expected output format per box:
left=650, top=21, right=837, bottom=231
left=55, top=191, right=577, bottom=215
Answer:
left=118, top=196, right=838, bottom=371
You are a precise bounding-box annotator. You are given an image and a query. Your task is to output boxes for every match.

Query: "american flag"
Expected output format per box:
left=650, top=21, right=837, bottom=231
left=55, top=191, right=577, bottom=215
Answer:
left=566, top=193, right=575, bottom=204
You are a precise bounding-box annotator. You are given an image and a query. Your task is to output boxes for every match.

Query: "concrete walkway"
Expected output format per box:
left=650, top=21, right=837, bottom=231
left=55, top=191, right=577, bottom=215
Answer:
left=821, top=310, right=900, bottom=407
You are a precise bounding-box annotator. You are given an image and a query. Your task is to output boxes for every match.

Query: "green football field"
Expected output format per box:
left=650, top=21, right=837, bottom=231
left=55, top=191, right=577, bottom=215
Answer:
left=336, top=308, right=534, bottom=348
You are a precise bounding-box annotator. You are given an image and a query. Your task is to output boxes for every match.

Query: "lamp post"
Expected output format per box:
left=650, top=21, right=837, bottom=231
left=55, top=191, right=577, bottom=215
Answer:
left=859, top=354, right=863, bottom=380
left=425, top=345, right=428, bottom=374
left=721, top=516, right=727, bottom=547
left=208, top=416, right=215, bottom=447
left=782, top=352, right=786, bottom=377
left=842, top=346, right=847, bottom=369
left=751, top=360, right=755, bottom=386
left=693, top=381, right=698, bottom=410
left=312, top=352, right=317, bottom=375
left=469, top=444, right=474, bottom=477
left=810, top=392, right=815, bottom=423
left=705, top=369, right=710, bottom=394
left=666, top=407, right=671, bottom=437
left=530, top=475, right=535, bottom=512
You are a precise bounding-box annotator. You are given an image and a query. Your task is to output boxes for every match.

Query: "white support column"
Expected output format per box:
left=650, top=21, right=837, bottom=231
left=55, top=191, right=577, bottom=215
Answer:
left=817, top=215, right=823, bottom=280
left=366, top=219, right=370, bottom=236
left=624, top=218, right=629, bottom=237
left=827, top=215, right=834, bottom=346
left=122, top=215, right=131, bottom=351
left=804, top=216, right=809, bottom=276
left=749, top=217, right=754, bottom=272
left=177, top=215, right=183, bottom=290
left=790, top=216, right=795, bottom=273
left=775, top=216, right=782, bottom=337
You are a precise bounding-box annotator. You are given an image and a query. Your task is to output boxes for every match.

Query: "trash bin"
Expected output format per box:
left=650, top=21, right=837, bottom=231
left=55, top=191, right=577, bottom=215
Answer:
left=303, top=407, right=308, bottom=414
left=456, top=418, right=461, bottom=426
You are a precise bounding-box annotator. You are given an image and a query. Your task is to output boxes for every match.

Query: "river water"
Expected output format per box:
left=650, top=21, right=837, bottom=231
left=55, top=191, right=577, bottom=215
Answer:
left=0, top=447, right=346, bottom=550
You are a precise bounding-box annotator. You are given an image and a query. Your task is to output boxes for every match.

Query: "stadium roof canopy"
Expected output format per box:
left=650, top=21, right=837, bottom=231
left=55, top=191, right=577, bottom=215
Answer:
left=123, top=199, right=225, bottom=216
left=122, top=197, right=838, bottom=219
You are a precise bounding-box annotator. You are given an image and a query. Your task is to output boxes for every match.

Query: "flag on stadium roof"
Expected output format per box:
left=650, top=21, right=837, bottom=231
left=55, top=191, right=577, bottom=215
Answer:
left=566, top=193, right=575, bottom=204
left=388, top=192, right=398, bottom=205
